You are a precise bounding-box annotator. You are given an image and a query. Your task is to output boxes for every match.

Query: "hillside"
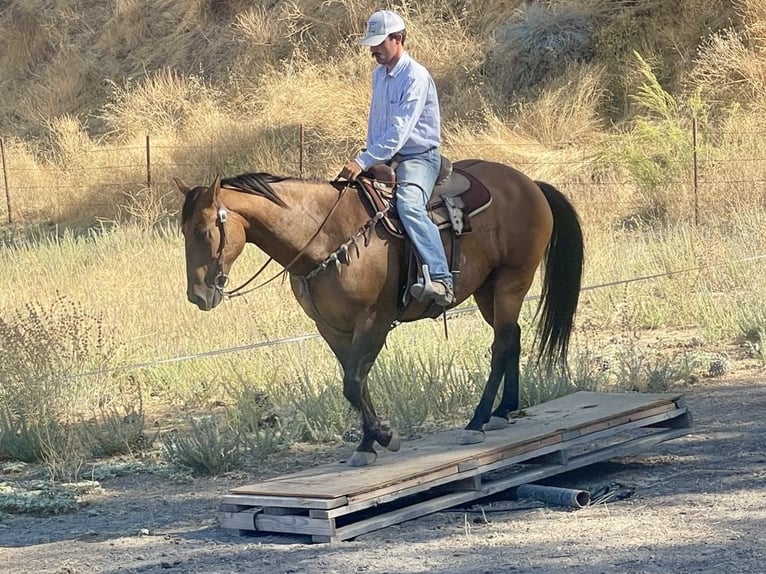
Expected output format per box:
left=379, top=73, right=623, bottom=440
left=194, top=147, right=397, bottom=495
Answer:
left=3, top=1, right=766, bottom=227
left=0, top=0, right=743, bottom=140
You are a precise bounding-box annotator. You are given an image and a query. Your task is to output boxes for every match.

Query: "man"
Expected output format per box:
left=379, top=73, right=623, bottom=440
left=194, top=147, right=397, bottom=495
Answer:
left=338, top=10, right=454, bottom=306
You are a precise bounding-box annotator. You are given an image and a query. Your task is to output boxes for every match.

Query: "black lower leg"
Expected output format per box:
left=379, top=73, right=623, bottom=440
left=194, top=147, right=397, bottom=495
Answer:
left=491, top=323, right=521, bottom=419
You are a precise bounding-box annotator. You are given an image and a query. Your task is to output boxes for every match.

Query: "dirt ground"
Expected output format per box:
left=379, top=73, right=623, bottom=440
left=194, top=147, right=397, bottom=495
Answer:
left=2, top=366, right=765, bottom=574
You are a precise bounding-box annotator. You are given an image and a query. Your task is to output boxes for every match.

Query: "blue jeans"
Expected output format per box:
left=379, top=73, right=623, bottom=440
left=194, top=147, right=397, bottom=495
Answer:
left=394, top=149, right=452, bottom=284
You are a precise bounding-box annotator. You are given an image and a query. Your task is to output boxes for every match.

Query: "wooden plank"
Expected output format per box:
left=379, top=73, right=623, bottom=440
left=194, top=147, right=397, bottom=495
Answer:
left=477, top=427, right=692, bottom=499
left=648, top=409, right=693, bottom=430
left=333, top=488, right=483, bottom=542
left=532, top=391, right=684, bottom=428
left=337, top=406, right=690, bottom=520
left=221, top=493, right=347, bottom=510
left=220, top=392, right=692, bottom=541
left=253, top=513, right=332, bottom=536
left=476, top=407, right=690, bottom=476
left=229, top=392, right=683, bottom=501
left=220, top=508, right=259, bottom=531
left=325, top=465, right=469, bottom=519
left=331, top=427, right=691, bottom=542
left=466, top=433, right=566, bottom=469
left=320, top=430, right=582, bottom=517
left=559, top=402, right=677, bottom=440
left=346, top=463, right=460, bottom=505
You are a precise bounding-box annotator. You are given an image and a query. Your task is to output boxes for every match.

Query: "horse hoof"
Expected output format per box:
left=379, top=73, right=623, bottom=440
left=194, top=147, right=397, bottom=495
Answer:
left=483, top=416, right=509, bottom=431
left=382, top=429, right=401, bottom=452
left=347, top=451, right=377, bottom=467
left=457, top=429, right=485, bottom=445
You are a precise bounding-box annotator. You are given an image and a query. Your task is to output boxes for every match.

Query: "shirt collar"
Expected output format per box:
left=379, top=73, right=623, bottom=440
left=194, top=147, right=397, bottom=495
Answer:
left=386, top=51, right=410, bottom=78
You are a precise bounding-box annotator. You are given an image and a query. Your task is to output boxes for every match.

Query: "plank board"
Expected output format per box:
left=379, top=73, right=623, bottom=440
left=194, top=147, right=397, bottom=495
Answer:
left=221, top=391, right=692, bottom=542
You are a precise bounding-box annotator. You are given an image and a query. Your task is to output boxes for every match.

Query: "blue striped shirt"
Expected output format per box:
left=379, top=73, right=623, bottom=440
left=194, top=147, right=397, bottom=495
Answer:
left=355, top=52, right=441, bottom=170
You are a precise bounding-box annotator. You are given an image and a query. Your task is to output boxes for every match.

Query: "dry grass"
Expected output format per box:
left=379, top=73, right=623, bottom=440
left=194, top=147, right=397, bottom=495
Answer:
left=1, top=0, right=766, bottom=471
left=486, top=1, right=607, bottom=102
left=687, top=0, right=766, bottom=116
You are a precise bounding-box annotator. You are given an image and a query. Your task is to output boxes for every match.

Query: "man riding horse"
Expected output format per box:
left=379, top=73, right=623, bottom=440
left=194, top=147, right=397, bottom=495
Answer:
left=338, top=10, right=454, bottom=306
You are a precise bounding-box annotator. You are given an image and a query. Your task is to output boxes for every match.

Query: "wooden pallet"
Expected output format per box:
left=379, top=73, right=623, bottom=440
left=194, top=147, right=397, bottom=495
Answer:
left=221, top=391, right=693, bottom=543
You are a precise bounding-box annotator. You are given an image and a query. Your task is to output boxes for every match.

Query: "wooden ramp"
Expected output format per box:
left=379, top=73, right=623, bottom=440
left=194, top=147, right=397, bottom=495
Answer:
left=221, top=391, right=693, bottom=543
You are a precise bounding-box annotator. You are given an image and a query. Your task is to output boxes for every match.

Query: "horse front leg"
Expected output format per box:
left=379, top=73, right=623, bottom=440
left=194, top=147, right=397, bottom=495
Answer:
left=322, top=324, right=400, bottom=467
left=343, top=360, right=401, bottom=467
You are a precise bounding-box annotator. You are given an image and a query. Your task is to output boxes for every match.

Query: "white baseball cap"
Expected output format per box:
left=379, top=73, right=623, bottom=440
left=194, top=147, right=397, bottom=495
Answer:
left=360, top=10, right=405, bottom=46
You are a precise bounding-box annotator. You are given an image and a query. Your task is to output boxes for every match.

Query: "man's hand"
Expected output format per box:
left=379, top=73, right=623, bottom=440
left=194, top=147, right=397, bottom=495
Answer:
left=337, top=160, right=363, bottom=181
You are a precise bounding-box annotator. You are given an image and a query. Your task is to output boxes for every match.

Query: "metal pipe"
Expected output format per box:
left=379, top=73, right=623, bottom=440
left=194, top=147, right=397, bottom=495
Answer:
left=516, top=483, right=590, bottom=508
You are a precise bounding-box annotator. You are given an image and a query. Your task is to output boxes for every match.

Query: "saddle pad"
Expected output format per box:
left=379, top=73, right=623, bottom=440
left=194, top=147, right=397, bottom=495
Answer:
left=359, top=166, right=493, bottom=239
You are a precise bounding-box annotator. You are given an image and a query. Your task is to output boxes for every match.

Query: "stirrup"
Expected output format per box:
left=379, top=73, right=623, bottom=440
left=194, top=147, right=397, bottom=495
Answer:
left=409, top=265, right=454, bottom=306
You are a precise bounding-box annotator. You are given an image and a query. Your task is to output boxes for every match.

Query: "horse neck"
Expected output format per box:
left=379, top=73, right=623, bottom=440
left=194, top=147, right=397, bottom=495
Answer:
left=222, top=181, right=365, bottom=273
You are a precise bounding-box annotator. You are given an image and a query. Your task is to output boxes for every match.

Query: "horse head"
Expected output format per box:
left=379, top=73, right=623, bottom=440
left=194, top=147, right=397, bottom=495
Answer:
left=175, top=175, right=246, bottom=311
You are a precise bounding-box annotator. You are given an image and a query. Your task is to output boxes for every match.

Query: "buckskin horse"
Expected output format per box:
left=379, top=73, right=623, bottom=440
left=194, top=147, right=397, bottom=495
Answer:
left=175, top=159, right=584, bottom=466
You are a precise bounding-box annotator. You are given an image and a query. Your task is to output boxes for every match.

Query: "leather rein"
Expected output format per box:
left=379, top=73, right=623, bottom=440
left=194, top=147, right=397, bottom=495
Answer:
left=210, top=181, right=362, bottom=299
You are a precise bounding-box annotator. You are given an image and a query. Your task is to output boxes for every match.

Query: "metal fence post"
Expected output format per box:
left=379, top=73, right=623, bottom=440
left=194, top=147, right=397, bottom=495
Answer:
left=299, top=124, right=304, bottom=179
left=692, top=117, right=699, bottom=226
left=146, top=134, right=152, bottom=188
left=0, top=137, right=12, bottom=224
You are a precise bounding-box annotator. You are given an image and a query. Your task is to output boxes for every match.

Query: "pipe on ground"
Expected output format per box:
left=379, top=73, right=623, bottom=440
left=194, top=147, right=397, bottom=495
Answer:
left=516, top=483, right=590, bottom=508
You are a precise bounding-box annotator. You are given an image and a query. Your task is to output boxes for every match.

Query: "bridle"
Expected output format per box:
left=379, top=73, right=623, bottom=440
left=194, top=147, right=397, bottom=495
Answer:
left=207, top=182, right=356, bottom=299
left=207, top=206, right=278, bottom=299
left=210, top=207, right=230, bottom=293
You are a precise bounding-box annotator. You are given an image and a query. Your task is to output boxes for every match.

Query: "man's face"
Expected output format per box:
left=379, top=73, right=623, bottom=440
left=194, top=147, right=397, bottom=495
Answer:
left=370, top=34, right=402, bottom=68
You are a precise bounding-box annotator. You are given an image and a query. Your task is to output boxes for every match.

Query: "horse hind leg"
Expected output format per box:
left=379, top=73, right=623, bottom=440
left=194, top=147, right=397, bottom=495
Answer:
left=486, top=322, right=521, bottom=429
left=459, top=281, right=525, bottom=444
left=459, top=321, right=519, bottom=444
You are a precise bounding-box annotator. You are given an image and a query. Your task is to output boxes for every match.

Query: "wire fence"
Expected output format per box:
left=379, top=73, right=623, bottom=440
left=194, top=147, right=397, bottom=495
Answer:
left=3, top=120, right=766, bottom=225
left=59, top=251, right=766, bottom=382
left=3, top=120, right=766, bottom=379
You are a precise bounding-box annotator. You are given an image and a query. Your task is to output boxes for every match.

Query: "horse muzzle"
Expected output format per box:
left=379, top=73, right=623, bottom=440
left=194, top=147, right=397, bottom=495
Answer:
left=188, top=284, right=223, bottom=311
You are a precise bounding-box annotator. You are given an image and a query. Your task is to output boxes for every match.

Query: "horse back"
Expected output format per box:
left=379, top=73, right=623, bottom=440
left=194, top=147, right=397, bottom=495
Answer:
left=453, top=160, right=555, bottom=249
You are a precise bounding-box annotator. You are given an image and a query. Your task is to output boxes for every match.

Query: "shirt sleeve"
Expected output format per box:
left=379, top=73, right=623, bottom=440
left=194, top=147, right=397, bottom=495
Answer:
left=355, top=73, right=430, bottom=170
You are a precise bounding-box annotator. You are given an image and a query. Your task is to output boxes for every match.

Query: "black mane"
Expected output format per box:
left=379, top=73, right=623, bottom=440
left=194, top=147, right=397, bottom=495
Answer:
left=221, top=172, right=289, bottom=208
left=181, top=172, right=290, bottom=224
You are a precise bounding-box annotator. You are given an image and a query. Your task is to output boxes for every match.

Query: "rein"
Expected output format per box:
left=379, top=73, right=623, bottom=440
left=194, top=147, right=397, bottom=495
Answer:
left=273, top=182, right=352, bottom=280
left=212, top=181, right=360, bottom=299
left=303, top=207, right=389, bottom=280
left=294, top=203, right=390, bottom=338
left=210, top=178, right=391, bottom=338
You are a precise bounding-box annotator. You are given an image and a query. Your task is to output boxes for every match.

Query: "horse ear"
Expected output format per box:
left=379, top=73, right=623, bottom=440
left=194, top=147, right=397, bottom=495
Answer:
left=209, top=175, right=222, bottom=203
left=173, top=177, right=192, bottom=196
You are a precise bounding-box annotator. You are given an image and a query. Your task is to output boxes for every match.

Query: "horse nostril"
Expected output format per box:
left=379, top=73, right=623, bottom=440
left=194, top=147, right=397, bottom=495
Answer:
left=188, top=290, right=208, bottom=310
left=188, top=285, right=222, bottom=311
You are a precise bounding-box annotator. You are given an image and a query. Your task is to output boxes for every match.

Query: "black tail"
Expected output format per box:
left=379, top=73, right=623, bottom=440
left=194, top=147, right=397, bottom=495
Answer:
left=534, top=181, right=584, bottom=371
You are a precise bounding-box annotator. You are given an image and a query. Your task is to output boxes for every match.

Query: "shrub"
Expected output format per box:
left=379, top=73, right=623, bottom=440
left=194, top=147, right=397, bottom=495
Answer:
left=0, top=295, right=126, bottom=476
left=486, top=2, right=599, bottom=101
left=161, top=414, right=244, bottom=476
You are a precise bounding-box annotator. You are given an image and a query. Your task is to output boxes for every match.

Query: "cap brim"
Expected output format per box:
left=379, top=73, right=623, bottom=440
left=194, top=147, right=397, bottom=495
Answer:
left=360, top=33, right=388, bottom=46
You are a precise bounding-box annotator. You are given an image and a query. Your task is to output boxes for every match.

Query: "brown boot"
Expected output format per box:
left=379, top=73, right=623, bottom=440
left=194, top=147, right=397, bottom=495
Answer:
left=410, top=279, right=455, bottom=306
